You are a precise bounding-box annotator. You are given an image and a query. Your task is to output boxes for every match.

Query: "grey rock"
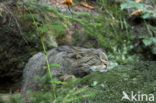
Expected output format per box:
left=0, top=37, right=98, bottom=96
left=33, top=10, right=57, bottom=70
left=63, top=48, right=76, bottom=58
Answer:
left=21, top=46, right=108, bottom=93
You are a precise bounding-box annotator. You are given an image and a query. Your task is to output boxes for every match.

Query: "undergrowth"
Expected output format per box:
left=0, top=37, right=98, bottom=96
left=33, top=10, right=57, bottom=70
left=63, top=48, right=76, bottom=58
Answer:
left=0, top=0, right=156, bottom=102
left=21, top=1, right=94, bottom=102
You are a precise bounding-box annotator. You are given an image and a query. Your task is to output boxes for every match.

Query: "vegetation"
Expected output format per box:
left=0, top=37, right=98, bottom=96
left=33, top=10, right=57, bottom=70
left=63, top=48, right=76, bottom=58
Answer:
left=0, top=0, right=155, bottom=102
left=1, top=62, right=156, bottom=103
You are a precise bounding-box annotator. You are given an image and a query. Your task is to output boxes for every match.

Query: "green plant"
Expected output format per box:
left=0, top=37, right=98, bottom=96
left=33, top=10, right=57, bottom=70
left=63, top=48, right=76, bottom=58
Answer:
left=17, top=2, right=95, bottom=103
left=68, top=2, right=135, bottom=64
left=142, top=22, right=156, bottom=54
left=5, top=94, right=24, bottom=103
left=120, top=0, right=156, bottom=19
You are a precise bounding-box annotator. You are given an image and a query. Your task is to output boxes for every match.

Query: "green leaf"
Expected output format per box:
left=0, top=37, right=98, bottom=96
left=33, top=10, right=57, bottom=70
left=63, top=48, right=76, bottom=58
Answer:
left=143, top=38, right=152, bottom=46
left=50, top=25, right=65, bottom=31
left=142, top=13, right=151, bottom=19
left=120, top=1, right=146, bottom=10
left=50, top=63, right=60, bottom=67
left=152, top=47, right=156, bottom=54
left=143, top=37, right=156, bottom=46
left=92, top=81, right=98, bottom=86
left=42, top=63, right=60, bottom=69
left=151, top=37, right=156, bottom=44
left=38, top=24, right=65, bottom=33
left=50, top=80, right=67, bottom=85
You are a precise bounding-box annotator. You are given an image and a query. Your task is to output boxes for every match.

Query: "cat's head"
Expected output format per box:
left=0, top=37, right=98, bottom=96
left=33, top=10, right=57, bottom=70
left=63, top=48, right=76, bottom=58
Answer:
left=64, top=47, right=109, bottom=77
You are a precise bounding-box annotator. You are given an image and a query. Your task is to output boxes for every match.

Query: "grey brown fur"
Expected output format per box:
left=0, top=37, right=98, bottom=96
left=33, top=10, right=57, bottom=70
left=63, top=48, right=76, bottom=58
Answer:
left=21, top=46, right=108, bottom=93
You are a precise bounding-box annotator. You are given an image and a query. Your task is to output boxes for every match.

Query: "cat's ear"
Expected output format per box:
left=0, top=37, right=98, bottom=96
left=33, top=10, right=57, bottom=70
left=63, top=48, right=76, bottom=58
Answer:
left=97, top=48, right=106, bottom=52
left=97, top=48, right=108, bottom=61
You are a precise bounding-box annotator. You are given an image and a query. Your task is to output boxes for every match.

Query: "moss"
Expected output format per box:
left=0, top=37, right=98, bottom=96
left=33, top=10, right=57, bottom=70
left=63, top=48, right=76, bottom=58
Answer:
left=70, top=61, right=156, bottom=102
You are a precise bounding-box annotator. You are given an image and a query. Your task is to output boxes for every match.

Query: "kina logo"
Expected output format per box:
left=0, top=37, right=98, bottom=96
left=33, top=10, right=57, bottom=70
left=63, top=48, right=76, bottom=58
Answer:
left=121, top=91, right=154, bottom=102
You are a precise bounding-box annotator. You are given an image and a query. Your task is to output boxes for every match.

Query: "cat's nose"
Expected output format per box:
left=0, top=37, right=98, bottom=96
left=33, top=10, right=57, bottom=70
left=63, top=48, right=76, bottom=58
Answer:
left=104, top=61, right=109, bottom=69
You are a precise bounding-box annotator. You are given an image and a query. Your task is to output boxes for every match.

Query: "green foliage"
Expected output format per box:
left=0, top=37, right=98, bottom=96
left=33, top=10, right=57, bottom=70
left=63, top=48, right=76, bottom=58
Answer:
left=18, top=0, right=155, bottom=63
left=2, top=62, right=156, bottom=103
left=143, top=37, right=156, bottom=46
left=143, top=37, right=156, bottom=54
left=120, top=0, right=156, bottom=19
left=0, top=96, right=4, bottom=103
left=23, top=2, right=95, bottom=102
left=120, top=0, right=156, bottom=57
left=78, top=62, right=156, bottom=103
left=1, top=0, right=155, bottom=102
left=30, top=91, right=53, bottom=103
left=18, top=1, right=67, bottom=48
left=140, top=22, right=156, bottom=55
left=56, top=86, right=95, bottom=103
left=42, top=63, right=60, bottom=69
left=121, top=1, right=146, bottom=10
left=68, top=2, right=135, bottom=64
left=25, top=73, right=95, bottom=103
left=3, top=94, right=24, bottom=103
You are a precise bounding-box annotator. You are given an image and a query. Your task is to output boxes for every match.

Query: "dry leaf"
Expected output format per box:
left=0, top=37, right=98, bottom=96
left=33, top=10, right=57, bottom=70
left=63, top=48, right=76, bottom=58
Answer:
left=62, top=0, right=73, bottom=6
left=80, top=2, right=94, bottom=9
left=135, top=0, right=141, bottom=3
left=9, top=88, right=21, bottom=94
left=73, top=6, right=80, bottom=11
left=129, top=9, right=143, bottom=17
left=14, top=89, right=20, bottom=93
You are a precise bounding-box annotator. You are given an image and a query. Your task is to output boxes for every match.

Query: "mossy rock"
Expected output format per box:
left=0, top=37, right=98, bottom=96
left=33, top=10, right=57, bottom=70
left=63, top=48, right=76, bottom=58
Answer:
left=65, top=61, right=156, bottom=103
